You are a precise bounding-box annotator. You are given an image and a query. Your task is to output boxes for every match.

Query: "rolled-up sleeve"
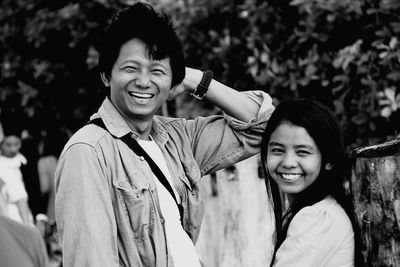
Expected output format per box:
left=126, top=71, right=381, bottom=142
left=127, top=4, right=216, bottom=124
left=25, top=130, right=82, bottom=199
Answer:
left=225, top=90, right=274, bottom=129
left=182, top=90, right=274, bottom=175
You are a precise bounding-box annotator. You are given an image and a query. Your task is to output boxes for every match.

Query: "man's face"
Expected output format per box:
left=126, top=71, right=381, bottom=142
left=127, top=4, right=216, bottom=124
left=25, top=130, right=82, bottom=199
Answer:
left=104, top=38, right=173, bottom=122
left=1, top=135, right=21, bottom=158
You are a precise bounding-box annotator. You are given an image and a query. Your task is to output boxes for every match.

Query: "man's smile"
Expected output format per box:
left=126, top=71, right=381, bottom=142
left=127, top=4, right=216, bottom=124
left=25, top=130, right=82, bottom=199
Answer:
left=128, top=91, right=155, bottom=104
left=128, top=91, right=154, bottom=99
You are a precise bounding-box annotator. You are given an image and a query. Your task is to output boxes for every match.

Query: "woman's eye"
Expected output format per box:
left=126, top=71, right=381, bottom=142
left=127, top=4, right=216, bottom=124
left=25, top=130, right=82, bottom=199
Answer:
left=270, top=147, right=283, bottom=153
left=297, top=150, right=310, bottom=156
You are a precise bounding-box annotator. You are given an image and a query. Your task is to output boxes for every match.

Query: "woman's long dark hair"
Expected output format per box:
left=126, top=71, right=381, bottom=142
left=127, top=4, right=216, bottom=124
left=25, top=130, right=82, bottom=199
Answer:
left=261, top=98, right=365, bottom=267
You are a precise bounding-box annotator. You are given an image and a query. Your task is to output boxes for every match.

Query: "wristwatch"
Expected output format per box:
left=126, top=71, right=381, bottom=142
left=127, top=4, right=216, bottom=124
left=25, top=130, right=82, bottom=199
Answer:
left=190, top=70, right=213, bottom=100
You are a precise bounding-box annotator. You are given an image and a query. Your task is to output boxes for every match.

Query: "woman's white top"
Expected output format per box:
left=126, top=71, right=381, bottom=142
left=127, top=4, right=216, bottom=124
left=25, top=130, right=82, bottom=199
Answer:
left=273, top=196, right=355, bottom=267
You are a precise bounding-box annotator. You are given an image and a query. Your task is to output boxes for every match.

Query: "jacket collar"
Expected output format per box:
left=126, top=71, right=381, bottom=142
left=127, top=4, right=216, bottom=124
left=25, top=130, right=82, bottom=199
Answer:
left=93, top=97, right=169, bottom=145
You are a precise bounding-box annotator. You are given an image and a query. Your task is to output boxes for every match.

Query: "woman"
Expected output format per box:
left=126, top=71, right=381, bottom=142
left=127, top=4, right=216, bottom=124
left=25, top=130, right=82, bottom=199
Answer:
left=260, top=99, right=365, bottom=267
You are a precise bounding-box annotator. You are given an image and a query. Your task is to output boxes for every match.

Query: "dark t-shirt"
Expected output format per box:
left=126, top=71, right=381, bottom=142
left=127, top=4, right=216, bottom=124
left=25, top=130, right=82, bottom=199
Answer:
left=0, top=215, right=48, bottom=267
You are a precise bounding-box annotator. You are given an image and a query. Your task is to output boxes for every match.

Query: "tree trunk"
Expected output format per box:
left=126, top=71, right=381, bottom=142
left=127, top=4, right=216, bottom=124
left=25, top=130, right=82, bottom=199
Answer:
left=351, top=138, right=400, bottom=267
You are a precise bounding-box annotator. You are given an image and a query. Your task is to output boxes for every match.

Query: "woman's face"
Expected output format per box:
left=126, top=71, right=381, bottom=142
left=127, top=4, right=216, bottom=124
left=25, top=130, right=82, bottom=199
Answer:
left=266, top=121, right=328, bottom=203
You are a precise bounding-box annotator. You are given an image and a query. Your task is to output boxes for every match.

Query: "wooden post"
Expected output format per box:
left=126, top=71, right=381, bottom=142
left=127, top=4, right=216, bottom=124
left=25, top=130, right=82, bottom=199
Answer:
left=195, top=156, right=274, bottom=267
left=351, top=138, right=400, bottom=267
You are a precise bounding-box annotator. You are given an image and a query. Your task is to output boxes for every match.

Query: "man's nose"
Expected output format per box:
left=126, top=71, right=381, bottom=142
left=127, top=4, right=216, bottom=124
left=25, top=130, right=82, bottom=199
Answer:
left=134, top=72, right=151, bottom=88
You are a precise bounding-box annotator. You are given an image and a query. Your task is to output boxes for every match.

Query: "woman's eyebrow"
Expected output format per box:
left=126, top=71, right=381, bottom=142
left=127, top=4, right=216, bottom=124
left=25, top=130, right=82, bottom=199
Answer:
left=294, top=144, right=315, bottom=150
left=268, top=142, right=283, bottom=147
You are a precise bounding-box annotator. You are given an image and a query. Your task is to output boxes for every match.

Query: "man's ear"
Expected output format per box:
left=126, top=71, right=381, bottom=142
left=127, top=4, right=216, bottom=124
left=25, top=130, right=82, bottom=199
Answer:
left=100, top=72, right=110, bottom=87
left=325, top=162, right=333, bottom=170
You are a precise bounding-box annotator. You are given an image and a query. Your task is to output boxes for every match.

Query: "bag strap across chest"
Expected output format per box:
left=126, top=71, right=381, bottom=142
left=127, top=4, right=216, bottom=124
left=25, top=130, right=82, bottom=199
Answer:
left=88, top=118, right=184, bottom=225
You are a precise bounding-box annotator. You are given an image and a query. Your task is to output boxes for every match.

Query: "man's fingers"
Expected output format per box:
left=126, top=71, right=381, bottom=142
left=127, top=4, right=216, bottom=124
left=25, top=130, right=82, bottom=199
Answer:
left=168, top=83, right=186, bottom=100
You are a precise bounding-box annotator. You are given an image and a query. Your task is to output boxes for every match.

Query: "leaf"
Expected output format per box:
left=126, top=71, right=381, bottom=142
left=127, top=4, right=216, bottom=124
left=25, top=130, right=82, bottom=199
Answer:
left=387, top=72, right=400, bottom=81
left=380, top=106, right=392, bottom=118
left=290, top=0, right=308, bottom=6
left=305, top=64, right=317, bottom=77
left=389, top=37, right=398, bottom=49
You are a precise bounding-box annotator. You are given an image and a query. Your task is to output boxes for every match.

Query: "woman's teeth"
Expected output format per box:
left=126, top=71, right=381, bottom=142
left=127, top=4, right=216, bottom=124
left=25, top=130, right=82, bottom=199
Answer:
left=280, top=173, right=302, bottom=181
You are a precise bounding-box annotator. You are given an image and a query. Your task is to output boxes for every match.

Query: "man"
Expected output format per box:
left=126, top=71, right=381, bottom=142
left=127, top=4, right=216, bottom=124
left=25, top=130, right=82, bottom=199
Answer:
left=55, top=2, right=274, bottom=267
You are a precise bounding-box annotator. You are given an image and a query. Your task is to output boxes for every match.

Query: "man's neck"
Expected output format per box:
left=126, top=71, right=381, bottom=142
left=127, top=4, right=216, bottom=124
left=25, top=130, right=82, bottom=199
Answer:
left=109, top=100, right=154, bottom=140
left=125, top=117, right=153, bottom=140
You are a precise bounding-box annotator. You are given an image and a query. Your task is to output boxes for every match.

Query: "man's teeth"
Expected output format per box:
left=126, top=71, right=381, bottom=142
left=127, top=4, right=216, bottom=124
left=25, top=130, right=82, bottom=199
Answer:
left=281, top=173, right=302, bottom=180
left=129, top=92, right=153, bottom=99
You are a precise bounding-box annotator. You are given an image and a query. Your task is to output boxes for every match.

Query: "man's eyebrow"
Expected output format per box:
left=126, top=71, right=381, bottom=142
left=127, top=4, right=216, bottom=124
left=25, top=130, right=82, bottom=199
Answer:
left=150, top=62, right=168, bottom=68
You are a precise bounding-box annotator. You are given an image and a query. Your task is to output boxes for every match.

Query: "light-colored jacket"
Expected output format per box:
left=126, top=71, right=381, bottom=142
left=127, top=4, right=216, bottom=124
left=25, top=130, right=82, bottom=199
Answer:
left=55, top=92, right=274, bottom=267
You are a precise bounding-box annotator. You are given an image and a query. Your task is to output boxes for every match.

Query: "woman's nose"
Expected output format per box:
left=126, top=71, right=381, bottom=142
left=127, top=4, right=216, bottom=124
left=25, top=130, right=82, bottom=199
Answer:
left=281, top=153, right=297, bottom=168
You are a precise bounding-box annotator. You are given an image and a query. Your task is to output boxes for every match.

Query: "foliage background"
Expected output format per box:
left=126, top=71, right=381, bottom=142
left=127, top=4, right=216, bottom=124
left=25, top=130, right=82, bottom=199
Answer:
left=1, top=0, right=399, bottom=265
left=1, top=0, right=400, bottom=151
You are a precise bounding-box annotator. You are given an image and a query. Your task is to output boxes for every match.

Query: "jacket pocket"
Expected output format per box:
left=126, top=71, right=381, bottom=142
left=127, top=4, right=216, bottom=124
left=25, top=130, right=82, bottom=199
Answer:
left=114, top=180, right=153, bottom=242
left=178, top=172, right=203, bottom=241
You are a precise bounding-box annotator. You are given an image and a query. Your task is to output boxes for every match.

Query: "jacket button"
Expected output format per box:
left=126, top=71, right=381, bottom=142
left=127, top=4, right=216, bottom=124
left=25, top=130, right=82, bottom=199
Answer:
left=139, top=156, right=145, bottom=161
left=160, top=218, right=165, bottom=224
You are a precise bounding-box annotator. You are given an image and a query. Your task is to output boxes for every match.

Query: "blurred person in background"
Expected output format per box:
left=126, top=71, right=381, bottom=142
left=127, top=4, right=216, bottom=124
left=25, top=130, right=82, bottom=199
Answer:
left=55, top=2, right=274, bottom=267
left=0, top=124, right=33, bottom=225
left=0, top=177, right=7, bottom=215
left=37, top=129, right=67, bottom=222
left=0, top=179, right=49, bottom=267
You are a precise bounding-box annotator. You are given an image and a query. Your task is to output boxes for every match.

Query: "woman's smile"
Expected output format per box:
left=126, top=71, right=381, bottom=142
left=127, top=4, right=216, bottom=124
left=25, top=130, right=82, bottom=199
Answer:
left=278, top=172, right=303, bottom=182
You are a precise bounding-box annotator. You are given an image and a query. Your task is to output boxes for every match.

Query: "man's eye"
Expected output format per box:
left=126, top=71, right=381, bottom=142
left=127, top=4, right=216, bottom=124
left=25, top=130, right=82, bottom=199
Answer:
left=124, top=66, right=137, bottom=72
left=152, top=69, right=165, bottom=75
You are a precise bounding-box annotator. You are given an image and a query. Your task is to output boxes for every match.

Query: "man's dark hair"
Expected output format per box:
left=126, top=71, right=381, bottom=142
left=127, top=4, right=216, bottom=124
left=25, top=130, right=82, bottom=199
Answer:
left=98, top=2, right=185, bottom=88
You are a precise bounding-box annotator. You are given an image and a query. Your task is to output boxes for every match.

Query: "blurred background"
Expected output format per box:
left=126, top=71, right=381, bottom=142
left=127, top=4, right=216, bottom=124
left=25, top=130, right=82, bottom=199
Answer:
left=1, top=0, right=400, bottom=150
left=1, top=0, right=399, bottom=266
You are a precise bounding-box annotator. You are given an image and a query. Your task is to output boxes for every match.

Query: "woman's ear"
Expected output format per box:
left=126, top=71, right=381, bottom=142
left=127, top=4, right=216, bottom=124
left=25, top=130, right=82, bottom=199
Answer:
left=100, top=72, right=110, bottom=87
left=325, top=162, right=333, bottom=170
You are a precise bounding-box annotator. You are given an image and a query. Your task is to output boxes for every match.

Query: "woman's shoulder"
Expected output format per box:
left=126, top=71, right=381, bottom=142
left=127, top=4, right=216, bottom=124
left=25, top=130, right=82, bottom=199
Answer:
left=313, top=196, right=351, bottom=223
left=290, top=196, right=353, bottom=238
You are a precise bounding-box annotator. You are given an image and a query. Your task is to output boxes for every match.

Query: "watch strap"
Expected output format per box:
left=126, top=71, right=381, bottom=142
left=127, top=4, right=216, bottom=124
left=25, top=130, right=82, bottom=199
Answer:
left=190, top=70, right=213, bottom=100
